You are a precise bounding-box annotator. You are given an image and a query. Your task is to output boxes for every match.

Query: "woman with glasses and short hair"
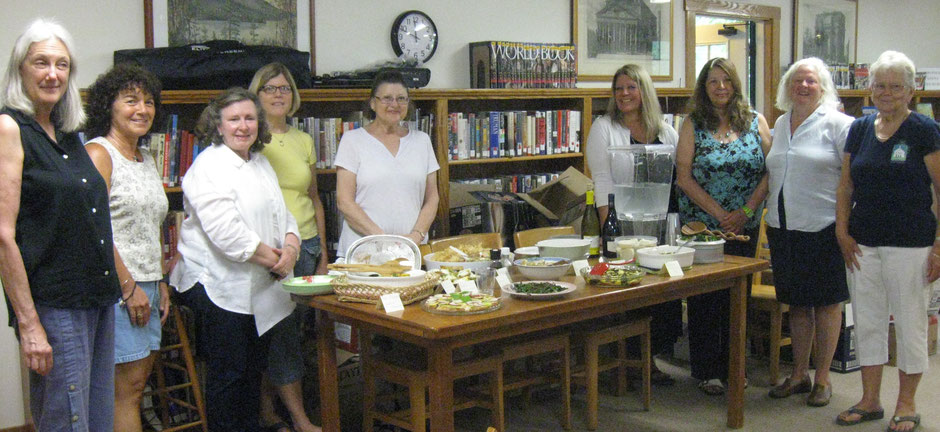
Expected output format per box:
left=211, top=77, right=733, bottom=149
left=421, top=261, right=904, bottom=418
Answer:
left=334, top=70, right=439, bottom=255
left=835, top=50, right=940, bottom=432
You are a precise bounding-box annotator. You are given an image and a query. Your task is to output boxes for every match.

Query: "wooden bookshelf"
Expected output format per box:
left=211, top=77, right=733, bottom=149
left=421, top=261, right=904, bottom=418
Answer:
left=837, top=89, right=940, bottom=118
left=158, top=87, right=695, bottom=236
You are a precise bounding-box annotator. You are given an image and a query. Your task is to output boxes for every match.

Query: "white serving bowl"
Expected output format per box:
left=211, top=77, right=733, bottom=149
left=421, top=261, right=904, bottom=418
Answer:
left=685, top=238, right=726, bottom=264
left=635, top=246, right=695, bottom=269
left=346, top=269, right=428, bottom=287
left=512, top=257, right=572, bottom=280
left=535, top=238, right=591, bottom=261
left=423, top=252, right=492, bottom=273
left=512, top=246, right=540, bottom=259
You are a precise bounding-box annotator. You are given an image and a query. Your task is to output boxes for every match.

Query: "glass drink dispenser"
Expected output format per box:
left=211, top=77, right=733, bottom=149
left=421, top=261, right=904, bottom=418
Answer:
left=606, top=144, right=675, bottom=242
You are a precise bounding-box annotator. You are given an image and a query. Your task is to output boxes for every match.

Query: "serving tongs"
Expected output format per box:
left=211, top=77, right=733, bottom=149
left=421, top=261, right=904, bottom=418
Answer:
left=328, top=258, right=411, bottom=276
left=681, top=221, right=751, bottom=242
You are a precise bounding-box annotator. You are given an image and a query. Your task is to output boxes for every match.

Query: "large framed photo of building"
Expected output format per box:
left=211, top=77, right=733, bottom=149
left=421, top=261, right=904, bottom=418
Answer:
left=144, top=0, right=316, bottom=72
left=793, top=0, right=857, bottom=65
left=572, top=0, right=673, bottom=82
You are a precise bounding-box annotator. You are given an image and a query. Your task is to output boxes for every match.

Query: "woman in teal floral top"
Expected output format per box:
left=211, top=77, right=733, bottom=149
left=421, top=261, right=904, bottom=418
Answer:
left=676, top=57, right=771, bottom=396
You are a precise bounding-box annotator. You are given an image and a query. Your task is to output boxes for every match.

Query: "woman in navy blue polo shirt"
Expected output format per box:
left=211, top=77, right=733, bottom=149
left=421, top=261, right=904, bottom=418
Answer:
left=836, top=50, right=940, bottom=432
left=0, top=19, right=121, bottom=430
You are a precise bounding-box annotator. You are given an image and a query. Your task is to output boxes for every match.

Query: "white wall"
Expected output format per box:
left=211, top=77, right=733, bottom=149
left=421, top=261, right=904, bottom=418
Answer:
left=0, top=280, right=26, bottom=428
left=856, top=0, right=940, bottom=66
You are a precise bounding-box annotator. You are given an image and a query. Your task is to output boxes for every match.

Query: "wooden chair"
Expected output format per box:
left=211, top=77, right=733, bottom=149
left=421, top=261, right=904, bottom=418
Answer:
left=418, top=243, right=432, bottom=261
left=571, top=316, right=651, bottom=431
left=512, top=226, right=576, bottom=248
left=141, top=305, right=208, bottom=432
left=361, top=331, right=505, bottom=432
left=499, top=332, right=571, bottom=430
left=748, top=209, right=792, bottom=385
left=429, top=232, right=502, bottom=253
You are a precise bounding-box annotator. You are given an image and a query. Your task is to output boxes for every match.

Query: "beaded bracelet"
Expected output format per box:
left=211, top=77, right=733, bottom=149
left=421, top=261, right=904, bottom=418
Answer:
left=741, top=205, right=754, bottom=219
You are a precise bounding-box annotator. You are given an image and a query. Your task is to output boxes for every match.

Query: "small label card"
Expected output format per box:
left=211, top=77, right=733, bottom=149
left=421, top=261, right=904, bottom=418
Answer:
left=495, top=274, right=513, bottom=290
left=458, top=279, right=479, bottom=293
left=441, top=280, right=456, bottom=294
left=380, top=293, right=404, bottom=313
left=572, top=259, right=591, bottom=280
left=496, top=267, right=510, bottom=279
left=664, top=261, right=684, bottom=277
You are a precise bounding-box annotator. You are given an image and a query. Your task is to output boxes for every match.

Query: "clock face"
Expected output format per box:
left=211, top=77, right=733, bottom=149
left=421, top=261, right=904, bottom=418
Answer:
left=391, top=11, right=438, bottom=63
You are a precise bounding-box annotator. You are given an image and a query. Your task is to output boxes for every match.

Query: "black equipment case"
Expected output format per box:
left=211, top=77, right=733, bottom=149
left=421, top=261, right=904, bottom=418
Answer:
left=114, top=40, right=312, bottom=90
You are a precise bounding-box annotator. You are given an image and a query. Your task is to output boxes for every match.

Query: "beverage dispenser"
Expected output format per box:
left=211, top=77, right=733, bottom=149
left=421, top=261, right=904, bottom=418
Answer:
left=606, top=144, right=675, bottom=243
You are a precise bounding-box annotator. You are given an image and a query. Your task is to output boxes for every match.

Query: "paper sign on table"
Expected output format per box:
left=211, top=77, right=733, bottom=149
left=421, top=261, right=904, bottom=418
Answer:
left=572, top=259, right=590, bottom=280
left=497, top=267, right=510, bottom=279
left=664, top=261, right=684, bottom=277
left=495, top=274, right=513, bottom=290
left=458, top=279, right=479, bottom=293
left=380, top=293, right=405, bottom=313
left=441, top=280, right=456, bottom=294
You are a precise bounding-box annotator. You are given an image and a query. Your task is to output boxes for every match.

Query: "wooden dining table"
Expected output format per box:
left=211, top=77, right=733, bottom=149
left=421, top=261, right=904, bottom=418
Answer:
left=304, top=255, right=767, bottom=431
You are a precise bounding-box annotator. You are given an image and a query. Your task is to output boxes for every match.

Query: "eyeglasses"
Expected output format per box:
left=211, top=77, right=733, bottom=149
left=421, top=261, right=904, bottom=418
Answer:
left=871, top=83, right=908, bottom=93
left=261, top=85, right=292, bottom=95
left=374, top=95, right=409, bottom=105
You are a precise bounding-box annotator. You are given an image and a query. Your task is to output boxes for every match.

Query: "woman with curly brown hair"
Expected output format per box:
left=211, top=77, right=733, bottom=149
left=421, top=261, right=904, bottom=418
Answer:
left=83, top=62, right=169, bottom=432
left=676, top=57, right=771, bottom=395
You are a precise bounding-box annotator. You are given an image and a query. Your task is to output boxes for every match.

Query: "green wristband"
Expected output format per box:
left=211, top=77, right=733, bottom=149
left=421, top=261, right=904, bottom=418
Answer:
left=741, top=205, right=754, bottom=219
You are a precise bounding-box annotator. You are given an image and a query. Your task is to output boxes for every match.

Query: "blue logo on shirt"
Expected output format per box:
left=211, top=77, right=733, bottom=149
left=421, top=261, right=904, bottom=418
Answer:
left=891, top=141, right=909, bottom=163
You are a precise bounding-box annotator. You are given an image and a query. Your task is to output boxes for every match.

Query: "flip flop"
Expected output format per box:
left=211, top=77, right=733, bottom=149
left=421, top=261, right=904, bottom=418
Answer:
left=836, top=406, right=885, bottom=426
left=887, top=414, right=921, bottom=432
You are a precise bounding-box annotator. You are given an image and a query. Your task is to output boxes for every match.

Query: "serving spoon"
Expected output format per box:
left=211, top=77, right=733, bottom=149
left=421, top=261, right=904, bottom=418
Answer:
left=680, top=221, right=751, bottom=242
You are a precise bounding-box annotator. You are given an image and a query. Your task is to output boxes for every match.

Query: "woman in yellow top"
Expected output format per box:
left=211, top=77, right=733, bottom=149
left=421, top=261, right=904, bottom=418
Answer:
left=249, top=63, right=324, bottom=432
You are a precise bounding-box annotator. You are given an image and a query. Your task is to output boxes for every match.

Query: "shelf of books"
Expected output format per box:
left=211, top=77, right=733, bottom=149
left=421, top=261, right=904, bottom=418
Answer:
left=837, top=90, right=940, bottom=120
left=152, top=87, right=695, bottom=242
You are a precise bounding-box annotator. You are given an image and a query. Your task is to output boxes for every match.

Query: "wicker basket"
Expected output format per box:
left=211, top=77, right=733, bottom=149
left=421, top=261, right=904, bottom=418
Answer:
left=332, top=273, right=441, bottom=305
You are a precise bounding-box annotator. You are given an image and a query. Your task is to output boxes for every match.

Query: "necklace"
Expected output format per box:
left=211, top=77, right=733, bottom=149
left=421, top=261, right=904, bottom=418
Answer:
left=107, top=135, right=142, bottom=162
left=713, top=130, right=733, bottom=144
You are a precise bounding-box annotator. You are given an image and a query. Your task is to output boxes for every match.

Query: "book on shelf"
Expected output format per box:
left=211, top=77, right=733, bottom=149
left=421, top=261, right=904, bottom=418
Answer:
left=468, top=41, right=576, bottom=89
left=453, top=171, right=561, bottom=194
left=916, top=102, right=935, bottom=120
left=861, top=106, right=878, bottom=116
left=446, top=109, right=581, bottom=160
left=146, top=114, right=203, bottom=188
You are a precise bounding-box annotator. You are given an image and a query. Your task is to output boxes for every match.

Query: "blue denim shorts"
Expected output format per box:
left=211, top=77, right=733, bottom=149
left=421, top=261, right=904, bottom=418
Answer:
left=114, top=281, right=162, bottom=364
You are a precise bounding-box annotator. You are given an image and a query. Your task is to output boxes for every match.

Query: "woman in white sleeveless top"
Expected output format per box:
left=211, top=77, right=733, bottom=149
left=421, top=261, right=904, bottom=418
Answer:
left=84, top=63, right=169, bottom=432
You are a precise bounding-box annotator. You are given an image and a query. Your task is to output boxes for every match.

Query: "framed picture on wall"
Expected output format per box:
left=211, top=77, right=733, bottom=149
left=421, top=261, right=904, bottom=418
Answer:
left=793, top=0, right=857, bottom=65
left=571, top=0, right=673, bottom=82
left=143, top=0, right=316, bottom=72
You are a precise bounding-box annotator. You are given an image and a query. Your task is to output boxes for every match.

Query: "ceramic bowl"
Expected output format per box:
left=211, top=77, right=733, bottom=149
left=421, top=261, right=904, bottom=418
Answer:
left=346, top=269, right=428, bottom=287
left=423, top=252, right=492, bottom=273
left=535, top=238, right=591, bottom=261
left=635, top=246, right=695, bottom=269
left=512, top=257, right=572, bottom=280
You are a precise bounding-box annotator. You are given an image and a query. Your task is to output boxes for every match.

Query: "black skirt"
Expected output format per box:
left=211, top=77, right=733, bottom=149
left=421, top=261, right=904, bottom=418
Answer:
left=766, top=223, right=849, bottom=306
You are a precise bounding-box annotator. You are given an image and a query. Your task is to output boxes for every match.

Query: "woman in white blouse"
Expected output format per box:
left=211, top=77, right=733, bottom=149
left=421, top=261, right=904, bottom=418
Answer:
left=584, top=64, right=682, bottom=386
left=765, top=58, right=854, bottom=406
left=171, top=87, right=300, bottom=431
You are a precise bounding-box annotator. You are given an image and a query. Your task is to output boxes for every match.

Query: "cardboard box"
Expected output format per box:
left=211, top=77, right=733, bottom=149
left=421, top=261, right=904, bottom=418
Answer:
left=334, top=321, right=359, bottom=354
left=515, top=166, right=592, bottom=229
left=832, top=325, right=860, bottom=373
left=448, top=182, right=501, bottom=235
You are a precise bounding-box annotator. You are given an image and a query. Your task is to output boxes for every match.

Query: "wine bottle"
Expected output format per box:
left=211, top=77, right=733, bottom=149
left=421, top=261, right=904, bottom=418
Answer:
left=581, top=187, right=601, bottom=258
left=602, top=193, right=622, bottom=259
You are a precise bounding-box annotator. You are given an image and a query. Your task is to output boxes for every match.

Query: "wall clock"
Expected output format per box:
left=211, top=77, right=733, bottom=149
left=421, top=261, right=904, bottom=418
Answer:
left=390, top=10, right=438, bottom=63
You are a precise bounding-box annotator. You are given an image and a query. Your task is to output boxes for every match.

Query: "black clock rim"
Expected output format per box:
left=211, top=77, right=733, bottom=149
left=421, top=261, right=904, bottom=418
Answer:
left=389, top=10, right=438, bottom=62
